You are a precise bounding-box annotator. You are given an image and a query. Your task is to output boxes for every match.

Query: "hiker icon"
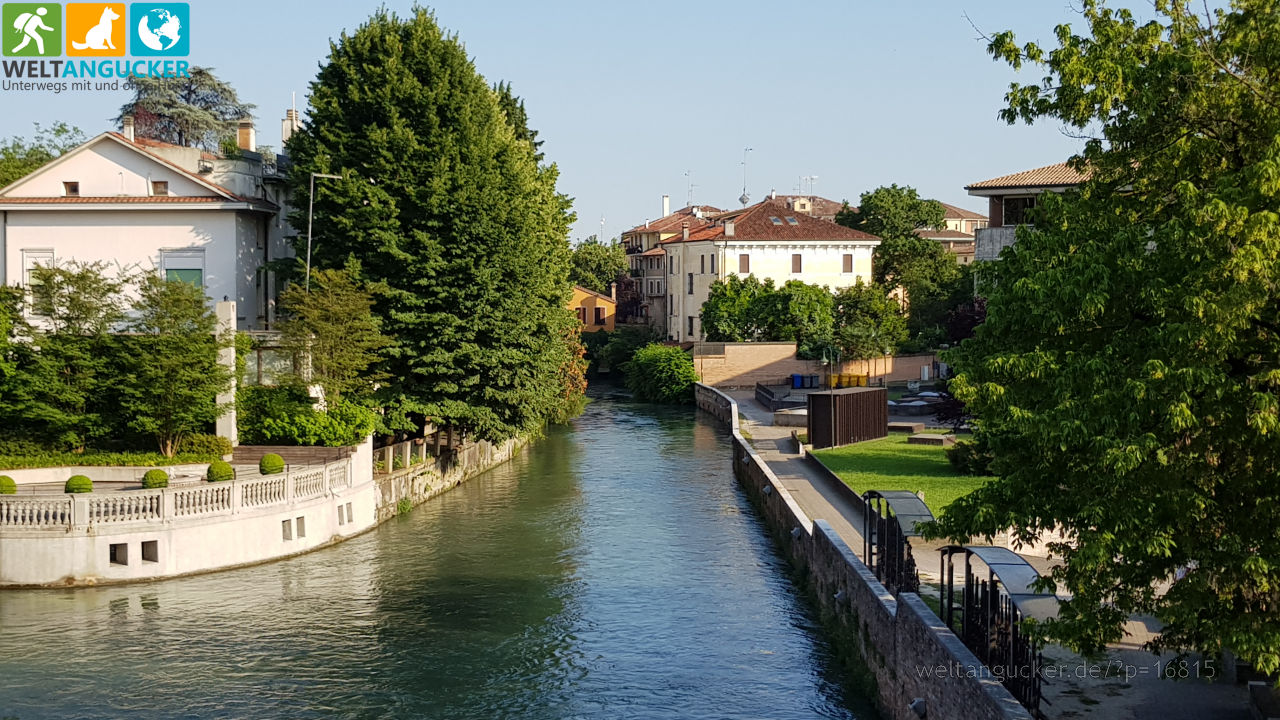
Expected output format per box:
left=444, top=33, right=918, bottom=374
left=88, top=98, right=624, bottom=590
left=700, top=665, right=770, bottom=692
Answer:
left=11, top=7, right=54, bottom=55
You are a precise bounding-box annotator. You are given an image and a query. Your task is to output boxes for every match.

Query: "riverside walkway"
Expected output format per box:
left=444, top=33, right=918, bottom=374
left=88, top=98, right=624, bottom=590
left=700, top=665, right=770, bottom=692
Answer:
left=721, top=389, right=1250, bottom=720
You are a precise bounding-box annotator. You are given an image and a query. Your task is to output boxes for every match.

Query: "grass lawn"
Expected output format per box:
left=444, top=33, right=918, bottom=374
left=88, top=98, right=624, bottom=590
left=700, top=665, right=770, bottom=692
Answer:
left=811, top=434, right=985, bottom=516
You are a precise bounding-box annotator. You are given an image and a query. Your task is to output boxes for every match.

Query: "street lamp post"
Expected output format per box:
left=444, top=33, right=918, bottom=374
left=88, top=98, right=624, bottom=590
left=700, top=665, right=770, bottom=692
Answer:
left=306, top=172, right=342, bottom=290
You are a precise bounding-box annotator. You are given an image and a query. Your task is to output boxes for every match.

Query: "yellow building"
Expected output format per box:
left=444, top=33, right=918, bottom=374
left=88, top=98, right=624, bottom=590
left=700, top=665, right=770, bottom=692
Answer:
left=571, top=285, right=617, bottom=333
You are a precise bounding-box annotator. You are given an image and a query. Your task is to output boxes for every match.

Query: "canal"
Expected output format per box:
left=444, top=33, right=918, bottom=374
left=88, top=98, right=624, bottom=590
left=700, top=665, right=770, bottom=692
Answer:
left=0, top=395, right=872, bottom=719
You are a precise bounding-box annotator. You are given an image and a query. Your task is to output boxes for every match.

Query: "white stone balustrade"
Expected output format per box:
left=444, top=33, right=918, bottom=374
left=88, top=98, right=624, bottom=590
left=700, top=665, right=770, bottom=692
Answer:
left=0, top=458, right=353, bottom=532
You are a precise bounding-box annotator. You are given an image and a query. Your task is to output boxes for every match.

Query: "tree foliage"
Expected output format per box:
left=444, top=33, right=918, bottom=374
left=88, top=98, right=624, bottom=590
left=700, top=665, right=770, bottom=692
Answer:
left=624, top=344, right=699, bottom=404
left=836, top=184, right=945, bottom=241
left=569, top=236, right=627, bottom=295
left=831, top=281, right=908, bottom=361
left=116, top=67, right=255, bottom=150
left=121, top=275, right=232, bottom=457
left=0, top=122, right=85, bottom=188
left=701, top=274, right=773, bottom=342
left=278, top=267, right=391, bottom=404
left=286, top=8, right=580, bottom=441
left=932, top=0, right=1280, bottom=671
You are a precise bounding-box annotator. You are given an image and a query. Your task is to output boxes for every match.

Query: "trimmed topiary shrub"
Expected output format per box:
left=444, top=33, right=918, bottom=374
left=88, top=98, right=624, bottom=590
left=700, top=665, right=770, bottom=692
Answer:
left=259, top=453, right=285, bottom=475
left=0, top=475, right=15, bottom=494
left=206, top=460, right=234, bottom=483
left=623, top=343, right=700, bottom=404
left=177, top=433, right=233, bottom=458
left=65, top=475, right=93, bottom=494
left=141, top=469, right=169, bottom=489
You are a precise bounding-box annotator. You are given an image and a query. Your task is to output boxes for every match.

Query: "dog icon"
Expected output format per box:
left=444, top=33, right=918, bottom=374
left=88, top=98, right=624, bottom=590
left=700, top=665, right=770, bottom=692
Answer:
left=72, top=6, right=119, bottom=50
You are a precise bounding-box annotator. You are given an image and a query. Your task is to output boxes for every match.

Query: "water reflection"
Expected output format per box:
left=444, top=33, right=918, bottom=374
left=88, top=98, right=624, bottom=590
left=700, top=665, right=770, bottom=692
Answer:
left=0, top=395, right=869, bottom=720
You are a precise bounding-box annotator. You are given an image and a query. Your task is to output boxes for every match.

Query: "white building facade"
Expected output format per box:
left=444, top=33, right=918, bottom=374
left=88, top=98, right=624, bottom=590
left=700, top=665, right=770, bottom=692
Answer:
left=664, top=198, right=880, bottom=342
left=0, top=125, right=292, bottom=330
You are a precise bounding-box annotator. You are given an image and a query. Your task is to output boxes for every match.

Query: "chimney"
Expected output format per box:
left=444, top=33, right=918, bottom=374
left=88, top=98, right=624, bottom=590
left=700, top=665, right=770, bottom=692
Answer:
left=725, top=220, right=735, bottom=238
left=770, top=188, right=777, bottom=200
left=682, top=221, right=689, bottom=241
left=237, top=118, right=256, bottom=152
left=662, top=194, right=670, bottom=217
left=122, top=114, right=135, bottom=142
left=281, top=108, right=300, bottom=145
left=609, top=282, right=617, bottom=301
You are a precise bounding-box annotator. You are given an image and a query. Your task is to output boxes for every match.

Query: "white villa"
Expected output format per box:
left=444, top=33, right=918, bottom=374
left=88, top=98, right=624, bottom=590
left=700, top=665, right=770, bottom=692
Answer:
left=0, top=117, right=294, bottom=330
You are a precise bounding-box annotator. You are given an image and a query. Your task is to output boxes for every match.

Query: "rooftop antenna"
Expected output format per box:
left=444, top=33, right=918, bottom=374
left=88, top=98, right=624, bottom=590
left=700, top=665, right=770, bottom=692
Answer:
left=805, top=175, right=820, bottom=195
left=599, top=214, right=606, bottom=242
left=684, top=170, right=695, bottom=205
left=739, top=147, right=753, bottom=206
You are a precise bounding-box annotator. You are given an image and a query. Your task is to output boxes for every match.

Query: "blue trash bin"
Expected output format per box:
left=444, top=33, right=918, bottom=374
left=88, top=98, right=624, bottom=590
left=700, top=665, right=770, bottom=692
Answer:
left=792, top=373, right=804, bottom=389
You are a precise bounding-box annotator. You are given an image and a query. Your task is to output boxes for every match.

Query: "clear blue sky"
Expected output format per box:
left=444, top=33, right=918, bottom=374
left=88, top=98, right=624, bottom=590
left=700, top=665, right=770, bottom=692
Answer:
left=3, top=0, right=1101, bottom=242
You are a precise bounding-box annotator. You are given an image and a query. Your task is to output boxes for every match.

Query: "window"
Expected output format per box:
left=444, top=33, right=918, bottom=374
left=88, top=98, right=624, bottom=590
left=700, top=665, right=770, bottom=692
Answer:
left=346, top=502, right=353, bottom=524
left=109, top=543, right=128, bottom=565
left=739, top=254, right=750, bottom=274
left=62, top=181, right=79, bottom=197
left=700, top=255, right=705, bottom=274
left=688, top=316, right=695, bottom=336
left=687, top=272, right=693, bottom=294
left=160, top=249, right=206, bottom=289
left=338, top=507, right=346, bottom=526
left=151, top=180, right=169, bottom=196
left=843, top=254, right=854, bottom=273
left=282, top=519, right=293, bottom=541
left=669, top=258, right=675, bottom=275
left=594, top=307, right=606, bottom=325
left=785, top=217, right=800, bottom=226
left=1004, top=196, right=1038, bottom=225
left=710, top=254, right=716, bottom=274
left=296, top=516, right=306, bottom=538
left=21, top=249, right=54, bottom=316
left=792, top=254, right=802, bottom=273
left=769, top=216, right=783, bottom=225
left=576, top=307, right=587, bottom=325
left=142, top=540, right=158, bottom=563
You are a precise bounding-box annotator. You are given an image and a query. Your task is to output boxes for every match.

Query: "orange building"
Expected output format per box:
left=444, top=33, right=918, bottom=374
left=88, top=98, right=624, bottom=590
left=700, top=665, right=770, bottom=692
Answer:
left=571, top=285, right=617, bottom=332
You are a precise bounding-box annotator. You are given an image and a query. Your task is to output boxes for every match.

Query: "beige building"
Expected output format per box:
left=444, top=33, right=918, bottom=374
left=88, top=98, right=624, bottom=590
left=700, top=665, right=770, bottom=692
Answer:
left=617, top=196, right=718, bottom=331
left=662, top=197, right=880, bottom=343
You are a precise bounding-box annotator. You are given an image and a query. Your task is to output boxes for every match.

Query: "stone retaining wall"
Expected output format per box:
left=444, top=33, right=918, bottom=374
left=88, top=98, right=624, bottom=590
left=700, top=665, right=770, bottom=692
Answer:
left=695, top=383, right=1032, bottom=720
left=373, top=437, right=525, bottom=523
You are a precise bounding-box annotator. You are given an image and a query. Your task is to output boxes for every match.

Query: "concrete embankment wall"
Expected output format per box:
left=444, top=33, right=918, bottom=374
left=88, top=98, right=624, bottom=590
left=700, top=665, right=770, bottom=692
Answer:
left=695, top=383, right=1031, bottom=720
left=373, top=437, right=525, bottom=522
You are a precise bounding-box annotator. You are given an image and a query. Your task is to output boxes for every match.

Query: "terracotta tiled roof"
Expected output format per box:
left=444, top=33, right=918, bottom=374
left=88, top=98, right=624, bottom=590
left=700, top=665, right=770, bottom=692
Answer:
left=639, top=246, right=666, bottom=257
left=771, top=195, right=849, bottom=219
left=0, top=196, right=232, bottom=204
left=966, top=162, right=1088, bottom=191
left=128, top=135, right=221, bottom=161
left=573, top=285, right=616, bottom=304
left=622, top=205, right=719, bottom=236
left=936, top=202, right=987, bottom=221
left=660, top=198, right=879, bottom=244
left=915, top=227, right=975, bottom=240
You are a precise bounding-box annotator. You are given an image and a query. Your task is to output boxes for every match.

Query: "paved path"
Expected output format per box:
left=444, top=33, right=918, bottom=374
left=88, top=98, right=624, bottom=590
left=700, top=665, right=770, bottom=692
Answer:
left=723, top=389, right=1251, bottom=720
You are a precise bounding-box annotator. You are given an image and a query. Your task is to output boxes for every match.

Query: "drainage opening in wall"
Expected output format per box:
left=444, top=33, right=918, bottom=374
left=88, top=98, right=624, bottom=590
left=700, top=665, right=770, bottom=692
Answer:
left=141, top=540, right=158, bottom=563
left=346, top=502, right=353, bottom=523
left=109, top=543, right=128, bottom=566
left=282, top=519, right=292, bottom=541
left=296, top=516, right=306, bottom=538
left=337, top=507, right=346, bottom=525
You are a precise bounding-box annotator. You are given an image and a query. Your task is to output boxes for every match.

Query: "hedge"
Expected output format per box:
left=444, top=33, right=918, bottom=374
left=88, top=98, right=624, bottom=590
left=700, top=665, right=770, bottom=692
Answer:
left=623, top=344, right=700, bottom=404
left=141, top=469, right=169, bottom=489
left=206, top=460, right=235, bottom=483
left=0, top=451, right=222, bottom=471
left=259, top=453, right=285, bottom=475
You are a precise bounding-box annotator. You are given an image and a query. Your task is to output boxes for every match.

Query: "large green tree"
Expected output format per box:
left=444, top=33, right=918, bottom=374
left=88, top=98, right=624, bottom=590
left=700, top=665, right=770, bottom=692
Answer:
left=5, top=263, right=126, bottom=451
left=569, top=236, right=627, bottom=295
left=116, top=67, right=254, bottom=150
left=836, top=184, right=945, bottom=240
left=933, top=0, right=1280, bottom=672
left=278, top=266, right=391, bottom=404
left=0, top=122, right=85, bottom=188
left=831, top=281, right=908, bottom=361
left=121, top=275, right=232, bottom=457
left=286, top=8, right=579, bottom=441
left=701, top=274, right=773, bottom=342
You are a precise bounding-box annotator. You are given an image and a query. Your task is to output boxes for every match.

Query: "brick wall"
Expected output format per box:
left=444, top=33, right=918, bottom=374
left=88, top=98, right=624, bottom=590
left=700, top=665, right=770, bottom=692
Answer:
left=692, top=342, right=938, bottom=388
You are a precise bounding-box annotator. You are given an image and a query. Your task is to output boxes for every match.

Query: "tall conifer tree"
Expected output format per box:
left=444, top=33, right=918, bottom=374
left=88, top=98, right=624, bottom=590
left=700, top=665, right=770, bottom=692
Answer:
left=287, top=8, right=578, bottom=441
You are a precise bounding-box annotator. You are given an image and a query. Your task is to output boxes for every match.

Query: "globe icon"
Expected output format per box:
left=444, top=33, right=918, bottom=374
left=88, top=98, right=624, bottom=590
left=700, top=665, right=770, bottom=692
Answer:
left=137, top=8, right=183, bottom=51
